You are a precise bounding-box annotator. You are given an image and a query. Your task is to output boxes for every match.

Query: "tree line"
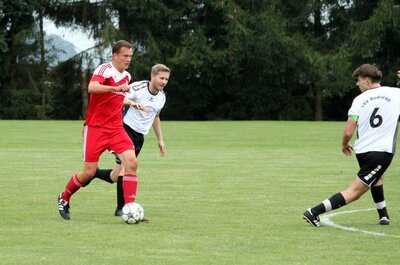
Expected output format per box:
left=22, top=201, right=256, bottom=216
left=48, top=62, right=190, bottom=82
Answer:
left=1, top=0, right=400, bottom=121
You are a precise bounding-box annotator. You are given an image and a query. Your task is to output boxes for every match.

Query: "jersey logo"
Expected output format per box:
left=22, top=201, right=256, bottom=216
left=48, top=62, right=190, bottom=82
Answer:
left=131, top=81, right=149, bottom=91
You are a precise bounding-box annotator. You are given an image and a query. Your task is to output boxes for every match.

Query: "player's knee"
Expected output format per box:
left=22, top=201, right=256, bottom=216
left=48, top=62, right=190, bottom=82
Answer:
left=83, top=167, right=97, bottom=178
left=124, top=156, right=138, bottom=172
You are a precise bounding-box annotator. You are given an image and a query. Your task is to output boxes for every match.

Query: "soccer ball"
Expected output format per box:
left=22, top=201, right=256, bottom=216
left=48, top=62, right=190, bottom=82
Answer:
left=122, top=203, right=144, bottom=224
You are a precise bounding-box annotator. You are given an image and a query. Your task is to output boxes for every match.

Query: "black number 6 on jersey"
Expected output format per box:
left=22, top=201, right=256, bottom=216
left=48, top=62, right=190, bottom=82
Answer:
left=370, top=107, right=383, bottom=128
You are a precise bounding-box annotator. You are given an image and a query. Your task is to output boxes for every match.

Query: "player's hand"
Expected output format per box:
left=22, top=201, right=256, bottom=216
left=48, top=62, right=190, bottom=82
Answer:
left=131, top=102, right=145, bottom=110
left=342, top=144, right=353, bottom=156
left=158, top=140, right=166, bottom=157
left=116, top=83, right=130, bottom=92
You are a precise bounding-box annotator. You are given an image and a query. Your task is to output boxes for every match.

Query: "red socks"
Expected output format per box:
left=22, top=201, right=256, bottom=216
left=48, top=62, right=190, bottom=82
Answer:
left=61, top=173, right=137, bottom=205
left=122, top=174, right=138, bottom=204
left=61, top=174, right=83, bottom=201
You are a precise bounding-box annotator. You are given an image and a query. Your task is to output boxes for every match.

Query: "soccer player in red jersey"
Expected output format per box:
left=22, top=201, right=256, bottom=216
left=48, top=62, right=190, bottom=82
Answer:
left=57, top=40, right=141, bottom=222
left=85, top=64, right=170, bottom=219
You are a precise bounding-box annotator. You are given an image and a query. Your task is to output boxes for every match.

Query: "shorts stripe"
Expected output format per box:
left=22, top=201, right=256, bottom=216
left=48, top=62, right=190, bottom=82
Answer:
left=82, top=125, right=134, bottom=162
left=82, top=125, right=88, bottom=161
left=356, top=152, right=393, bottom=187
left=359, top=165, right=382, bottom=187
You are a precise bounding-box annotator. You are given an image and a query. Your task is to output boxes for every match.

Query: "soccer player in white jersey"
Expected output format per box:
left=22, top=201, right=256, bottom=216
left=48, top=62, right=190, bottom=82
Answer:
left=87, top=64, right=170, bottom=219
left=303, top=64, right=400, bottom=227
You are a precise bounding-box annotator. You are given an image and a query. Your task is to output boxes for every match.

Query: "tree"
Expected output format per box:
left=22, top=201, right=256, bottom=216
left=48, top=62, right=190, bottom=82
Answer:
left=350, top=0, right=400, bottom=85
left=0, top=0, right=53, bottom=119
left=273, top=0, right=356, bottom=120
left=3, top=0, right=400, bottom=121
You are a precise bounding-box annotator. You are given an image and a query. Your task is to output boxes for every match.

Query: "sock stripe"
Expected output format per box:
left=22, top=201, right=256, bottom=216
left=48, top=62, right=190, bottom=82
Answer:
left=124, top=175, right=138, bottom=182
left=323, top=199, right=332, bottom=212
left=72, top=174, right=83, bottom=187
left=62, top=174, right=83, bottom=201
left=376, top=201, right=386, bottom=209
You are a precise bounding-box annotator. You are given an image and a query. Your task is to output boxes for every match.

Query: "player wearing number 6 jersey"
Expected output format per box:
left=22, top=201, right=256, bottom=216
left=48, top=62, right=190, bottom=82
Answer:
left=303, top=64, right=400, bottom=227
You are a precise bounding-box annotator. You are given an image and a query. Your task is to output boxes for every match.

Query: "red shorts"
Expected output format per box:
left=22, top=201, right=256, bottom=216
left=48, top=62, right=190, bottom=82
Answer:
left=82, top=125, right=134, bottom=162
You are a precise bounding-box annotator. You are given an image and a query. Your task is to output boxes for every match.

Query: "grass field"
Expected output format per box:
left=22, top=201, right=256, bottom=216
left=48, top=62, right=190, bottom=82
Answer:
left=1, top=120, right=400, bottom=265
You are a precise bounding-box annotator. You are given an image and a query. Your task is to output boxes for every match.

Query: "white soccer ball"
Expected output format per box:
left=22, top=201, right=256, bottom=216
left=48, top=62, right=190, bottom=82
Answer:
left=121, top=203, right=144, bottom=224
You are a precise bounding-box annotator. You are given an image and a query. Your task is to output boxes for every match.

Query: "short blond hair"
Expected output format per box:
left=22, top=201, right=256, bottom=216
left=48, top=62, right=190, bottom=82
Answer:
left=151, top=64, right=170, bottom=75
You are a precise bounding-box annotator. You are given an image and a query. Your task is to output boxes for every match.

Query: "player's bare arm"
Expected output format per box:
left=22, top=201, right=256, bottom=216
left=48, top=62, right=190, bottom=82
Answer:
left=88, top=81, right=130, bottom=94
left=342, top=119, right=357, bottom=156
left=152, top=116, right=166, bottom=156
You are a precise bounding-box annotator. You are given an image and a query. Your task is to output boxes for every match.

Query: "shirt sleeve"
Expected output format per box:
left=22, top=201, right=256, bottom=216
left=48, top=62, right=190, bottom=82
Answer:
left=90, top=64, right=110, bottom=84
left=125, top=85, right=136, bottom=100
left=348, top=96, right=361, bottom=117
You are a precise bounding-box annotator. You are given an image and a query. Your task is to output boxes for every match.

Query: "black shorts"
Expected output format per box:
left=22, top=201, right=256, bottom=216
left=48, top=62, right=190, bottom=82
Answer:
left=356, top=152, right=394, bottom=187
left=123, top=123, right=144, bottom=157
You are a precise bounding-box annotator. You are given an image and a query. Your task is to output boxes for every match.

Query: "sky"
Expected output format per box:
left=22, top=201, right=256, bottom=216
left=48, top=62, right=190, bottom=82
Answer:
left=43, top=18, right=95, bottom=52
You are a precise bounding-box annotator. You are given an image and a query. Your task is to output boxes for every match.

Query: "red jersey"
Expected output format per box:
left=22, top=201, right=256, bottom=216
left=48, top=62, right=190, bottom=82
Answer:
left=85, top=62, right=131, bottom=128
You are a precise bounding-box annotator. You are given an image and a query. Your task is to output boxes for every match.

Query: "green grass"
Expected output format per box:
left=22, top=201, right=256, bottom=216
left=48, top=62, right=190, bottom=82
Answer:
left=1, top=120, right=400, bottom=265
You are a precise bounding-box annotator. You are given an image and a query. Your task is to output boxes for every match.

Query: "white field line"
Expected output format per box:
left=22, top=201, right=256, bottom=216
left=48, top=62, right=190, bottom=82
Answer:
left=320, top=208, right=400, bottom=238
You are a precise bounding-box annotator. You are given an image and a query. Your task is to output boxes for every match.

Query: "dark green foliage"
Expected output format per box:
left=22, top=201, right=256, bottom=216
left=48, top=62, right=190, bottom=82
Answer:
left=51, top=58, right=84, bottom=119
left=1, top=0, right=400, bottom=120
left=0, top=0, right=53, bottom=119
left=350, top=0, right=400, bottom=85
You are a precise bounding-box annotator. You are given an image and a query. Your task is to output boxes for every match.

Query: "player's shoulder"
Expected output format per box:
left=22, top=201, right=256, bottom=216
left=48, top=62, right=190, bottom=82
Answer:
left=379, top=86, right=400, bottom=97
left=380, top=86, right=397, bottom=90
left=159, top=89, right=166, bottom=98
left=123, top=70, right=132, bottom=78
left=383, top=86, right=400, bottom=92
left=130, top=80, right=149, bottom=91
left=93, top=62, right=115, bottom=77
left=94, top=62, right=112, bottom=72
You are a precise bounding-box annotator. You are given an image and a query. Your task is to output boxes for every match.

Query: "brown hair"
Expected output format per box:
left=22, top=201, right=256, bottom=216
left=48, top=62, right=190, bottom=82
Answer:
left=112, top=40, right=133, bottom=54
left=151, top=64, right=171, bottom=75
left=352, top=64, right=382, bottom=83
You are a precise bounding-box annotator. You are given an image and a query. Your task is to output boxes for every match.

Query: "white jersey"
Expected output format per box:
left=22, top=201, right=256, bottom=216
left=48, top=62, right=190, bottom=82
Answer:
left=123, top=80, right=166, bottom=135
left=348, top=86, right=400, bottom=154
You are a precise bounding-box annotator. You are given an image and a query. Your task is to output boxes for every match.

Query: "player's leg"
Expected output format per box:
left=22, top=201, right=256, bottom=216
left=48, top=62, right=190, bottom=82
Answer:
left=114, top=125, right=144, bottom=216
left=110, top=162, right=122, bottom=182
left=83, top=169, right=113, bottom=187
left=304, top=152, right=393, bottom=227
left=83, top=152, right=122, bottom=187
left=58, top=162, right=98, bottom=220
left=370, top=177, right=389, bottom=225
left=57, top=125, right=105, bottom=220
left=303, top=178, right=369, bottom=227
left=118, top=149, right=138, bottom=204
left=110, top=128, right=141, bottom=219
left=340, top=178, right=370, bottom=203
left=118, top=150, right=149, bottom=223
left=361, top=152, right=393, bottom=224
left=114, top=164, right=125, bottom=216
